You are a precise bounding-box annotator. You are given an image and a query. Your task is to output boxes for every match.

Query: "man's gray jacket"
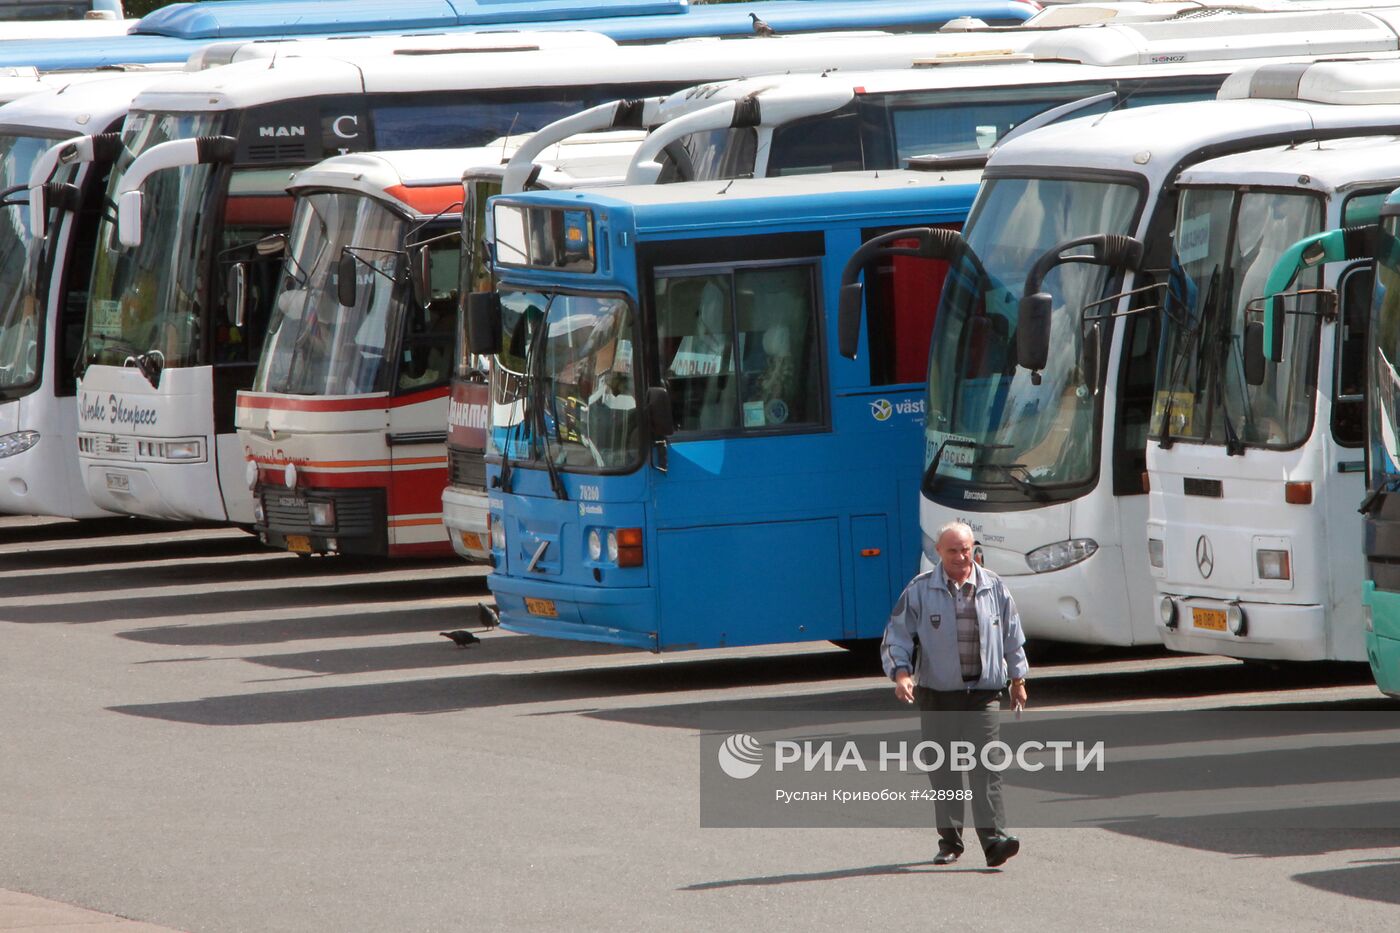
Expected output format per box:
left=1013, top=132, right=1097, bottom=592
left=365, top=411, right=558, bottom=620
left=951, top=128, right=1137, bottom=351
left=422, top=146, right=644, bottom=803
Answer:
left=881, top=563, right=1029, bottom=692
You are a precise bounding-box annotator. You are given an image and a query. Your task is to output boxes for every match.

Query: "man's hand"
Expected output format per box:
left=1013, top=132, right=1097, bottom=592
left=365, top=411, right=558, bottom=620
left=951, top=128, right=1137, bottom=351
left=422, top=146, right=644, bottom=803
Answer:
left=1010, top=680, right=1028, bottom=714
left=894, top=670, right=916, bottom=704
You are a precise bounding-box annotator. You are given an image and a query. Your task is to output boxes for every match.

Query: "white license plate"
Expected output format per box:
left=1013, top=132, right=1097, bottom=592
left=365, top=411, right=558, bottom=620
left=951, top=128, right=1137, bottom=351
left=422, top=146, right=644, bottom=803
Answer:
left=105, top=472, right=130, bottom=492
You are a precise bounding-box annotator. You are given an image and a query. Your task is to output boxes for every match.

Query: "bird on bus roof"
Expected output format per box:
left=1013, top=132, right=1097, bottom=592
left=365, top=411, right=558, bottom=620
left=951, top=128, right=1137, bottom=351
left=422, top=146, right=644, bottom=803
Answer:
left=750, top=12, right=776, bottom=37
left=441, top=630, right=482, bottom=648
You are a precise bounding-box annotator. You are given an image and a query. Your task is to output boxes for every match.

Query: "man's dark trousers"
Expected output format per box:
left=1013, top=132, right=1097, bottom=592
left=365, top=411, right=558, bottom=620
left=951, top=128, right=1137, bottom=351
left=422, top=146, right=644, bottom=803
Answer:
left=917, top=686, right=1006, bottom=855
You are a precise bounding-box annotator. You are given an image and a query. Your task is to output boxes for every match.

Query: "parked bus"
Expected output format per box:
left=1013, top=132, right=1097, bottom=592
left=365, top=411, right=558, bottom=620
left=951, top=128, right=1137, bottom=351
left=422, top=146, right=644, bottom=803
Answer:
left=1143, top=133, right=1400, bottom=662
left=1364, top=184, right=1400, bottom=694
left=0, top=72, right=173, bottom=519
left=848, top=61, right=1400, bottom=648
left=464, top=169, right=977, bottom=649
left=69, top=25, right=1110, bottom=528
left=0, top=0, right=1038, bottom=71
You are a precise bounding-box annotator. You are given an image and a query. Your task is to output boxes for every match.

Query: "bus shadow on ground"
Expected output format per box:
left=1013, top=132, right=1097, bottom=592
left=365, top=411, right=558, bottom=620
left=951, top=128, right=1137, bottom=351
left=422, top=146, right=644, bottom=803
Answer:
left=1291, top=858, right=1400, bottom=905
left=10, top=573, right=484, bottom=626
left=105, top=650, right=879, bottom=725
left=243, top=634, right=634, bottom=674
left=0, top=534, right=264, bottom=572
left=0, top=516, right=198, bottom=545
left=117, top=602, right=490, bottom=646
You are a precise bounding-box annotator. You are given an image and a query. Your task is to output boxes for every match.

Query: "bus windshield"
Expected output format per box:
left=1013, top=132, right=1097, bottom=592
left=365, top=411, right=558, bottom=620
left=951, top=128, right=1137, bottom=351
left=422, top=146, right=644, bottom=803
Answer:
left=1371, top=216, right=1400, bottom=491
left=489, top=289, right=639, bottom=472
left=83, top=110, right=227, bottom=372
left=925, top=175, right=1140, bottom=495
left=1154, top=187, right=1323, bottom=450
left=255, top=191, right=407, bottom=396
left=0, top=131, right=63, bottom=393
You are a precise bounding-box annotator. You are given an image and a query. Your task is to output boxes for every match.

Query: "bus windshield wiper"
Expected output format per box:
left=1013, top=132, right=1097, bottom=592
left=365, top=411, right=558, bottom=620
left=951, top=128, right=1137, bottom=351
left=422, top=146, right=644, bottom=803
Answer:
left=970, top=458, right=1051, bottom=500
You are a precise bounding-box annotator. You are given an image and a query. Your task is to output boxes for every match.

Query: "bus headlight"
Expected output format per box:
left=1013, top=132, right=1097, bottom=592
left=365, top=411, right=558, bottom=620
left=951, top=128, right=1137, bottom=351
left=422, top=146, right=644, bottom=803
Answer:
left=1255, top=548, right=1291, bottom=580
left=1148, top=537, right=1164, bottom=569
left=587, top=528, right=602, bottom=562
left=1026, top=538, right=1098, bottom=573
left=252, top=499, right=265, bottom=524
left=307, top=500, right=335, bottom=528
left=1226, top=603, right=1247, bottom=636
left=0, top=430, right=39, bottom=459
left=1159, top=596, right=1178, bottom=629
left=245, top=459, right=259, bottom=489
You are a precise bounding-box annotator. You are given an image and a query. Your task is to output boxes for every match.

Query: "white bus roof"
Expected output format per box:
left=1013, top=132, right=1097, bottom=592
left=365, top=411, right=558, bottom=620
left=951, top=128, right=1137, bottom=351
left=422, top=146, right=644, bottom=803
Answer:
left=294, top=131, right=650, bottom=208
left=538, top=166, right=984, bottom=212
left=1220, top=56, right=1400, bottom=104
left=988, top=96, right=1400, bottom=190
left=186, top=29, right=618, bottom=70
left=648, top=9, right=1400, bottom=124
left=0, top=70, right=175, bottom=136
left=1176, top=134, right=1400, bottom=193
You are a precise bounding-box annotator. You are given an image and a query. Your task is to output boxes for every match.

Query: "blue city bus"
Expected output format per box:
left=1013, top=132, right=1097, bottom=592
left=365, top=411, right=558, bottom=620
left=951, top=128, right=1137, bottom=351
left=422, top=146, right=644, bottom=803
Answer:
left=469, top=170, right=979, bottom=650
left=0, top=0, right=1037, bottom=70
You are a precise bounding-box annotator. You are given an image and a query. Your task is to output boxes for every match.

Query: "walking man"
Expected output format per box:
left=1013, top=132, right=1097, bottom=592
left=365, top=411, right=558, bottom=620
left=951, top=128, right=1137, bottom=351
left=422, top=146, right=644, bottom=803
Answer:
left=881, top=520, right=1029, bottom=867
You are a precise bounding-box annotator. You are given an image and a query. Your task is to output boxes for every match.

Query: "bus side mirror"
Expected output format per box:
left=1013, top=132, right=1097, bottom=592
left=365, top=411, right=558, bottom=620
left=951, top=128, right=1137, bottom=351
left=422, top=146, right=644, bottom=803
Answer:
left=227, top=262, right=248, bottom=329
left=465, top=290, right=502, bottom=355
left=1244, top=320, right=1267, bottom=386
left=254, top=232, right=287, bottom=257
left=837, top=282, right=864, bottom=359
left=1017, top=292, right=1052, bottom=373
left=336, top=250, right=357, bottom=307
left=409, top=246, right=432, bottom=308
left=645, top=386, right=675, bottom=440
left=116, top=189, right=143, bottom=248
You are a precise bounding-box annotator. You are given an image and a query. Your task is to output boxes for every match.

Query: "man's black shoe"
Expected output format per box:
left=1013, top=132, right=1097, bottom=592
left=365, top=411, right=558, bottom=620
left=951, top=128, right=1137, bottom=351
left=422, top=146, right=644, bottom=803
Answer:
left=932, top=849, right=961, bottom=866
left=984, top=835, right=1020, bottom=868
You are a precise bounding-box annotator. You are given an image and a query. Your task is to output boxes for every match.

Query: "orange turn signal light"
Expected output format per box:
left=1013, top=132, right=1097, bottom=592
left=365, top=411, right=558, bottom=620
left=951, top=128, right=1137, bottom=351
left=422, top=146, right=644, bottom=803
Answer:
left=617, top=527, right=643, bottom=567
left=1284, top=481, right=1312, bottom=505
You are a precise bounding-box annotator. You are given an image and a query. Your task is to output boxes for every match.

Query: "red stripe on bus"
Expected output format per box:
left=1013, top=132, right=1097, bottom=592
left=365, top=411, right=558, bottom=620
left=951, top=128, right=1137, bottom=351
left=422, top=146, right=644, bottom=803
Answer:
left=385, top=184, right=465, bottom=217
left=237, top=386, right=449, bottom=412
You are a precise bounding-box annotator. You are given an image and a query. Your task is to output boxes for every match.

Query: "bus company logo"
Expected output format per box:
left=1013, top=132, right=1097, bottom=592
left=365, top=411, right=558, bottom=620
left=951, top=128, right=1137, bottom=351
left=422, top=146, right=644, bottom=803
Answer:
left=1149, top=54, right=1186, bottom=64
left=258, top=125, right=305, bottom=138
left=448, top=399, right=487, bottom=430
left=1196, top=535, right=1215, bottom=579
left=869, top=399, right=893, bottom=421
left=871, top=398, right=925, bottom=422
left=79, top=392, right=158, bottom=428
left=718, top=734, right=765, bottom=780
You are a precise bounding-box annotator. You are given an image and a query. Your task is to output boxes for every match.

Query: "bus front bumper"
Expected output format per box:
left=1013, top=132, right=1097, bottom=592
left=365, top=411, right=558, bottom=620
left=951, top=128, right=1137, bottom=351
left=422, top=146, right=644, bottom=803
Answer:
left=1157, top=597, right=1329, bottom=661
left=442, top=485, right=490, bottom=562
left=1367, top=631, right=1400, bottom=698
left=489, top=573, right=657, bottom=651
left=991, top=549, right=1136, bottom=646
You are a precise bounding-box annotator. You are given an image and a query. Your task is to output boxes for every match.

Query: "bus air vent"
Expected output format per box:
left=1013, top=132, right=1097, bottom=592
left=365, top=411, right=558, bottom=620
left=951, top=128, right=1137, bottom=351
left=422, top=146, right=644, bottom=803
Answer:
left=1183, top=478, right=1223, bottom=498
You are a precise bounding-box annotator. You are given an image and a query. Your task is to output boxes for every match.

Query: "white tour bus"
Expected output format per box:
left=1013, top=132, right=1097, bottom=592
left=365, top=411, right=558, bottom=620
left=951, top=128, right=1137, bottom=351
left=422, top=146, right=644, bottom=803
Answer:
left=76, top=28, right=1071, bottom=527
left=0, top=71, right=174, bottom=519
left=1145, top=64, right=1400, bottom=661
left=858, top=61, right=1400, bottom=647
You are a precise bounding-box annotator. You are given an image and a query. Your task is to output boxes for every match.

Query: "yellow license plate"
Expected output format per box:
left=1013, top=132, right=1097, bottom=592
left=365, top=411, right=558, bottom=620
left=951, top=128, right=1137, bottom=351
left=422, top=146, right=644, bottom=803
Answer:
left=1192, top=607, right=1227, bottom=631
left=286, top=534, right=312, bottom=554
left=524, top=597, right=558, bottom=618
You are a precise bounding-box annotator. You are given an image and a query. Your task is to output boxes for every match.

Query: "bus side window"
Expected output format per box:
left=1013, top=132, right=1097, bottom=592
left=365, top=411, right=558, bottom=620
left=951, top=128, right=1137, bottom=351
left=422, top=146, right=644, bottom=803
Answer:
left=765, top=104, right=863, bottom=177
left=1113, top=286, right=1160, bottom=495
left=656, top=273, right=738, bottom=432
left=1333, top=264, right=1372, bottom=448
left=398, top=238, right=461, bottom=392
left=865, top=230, right=958, bottom=385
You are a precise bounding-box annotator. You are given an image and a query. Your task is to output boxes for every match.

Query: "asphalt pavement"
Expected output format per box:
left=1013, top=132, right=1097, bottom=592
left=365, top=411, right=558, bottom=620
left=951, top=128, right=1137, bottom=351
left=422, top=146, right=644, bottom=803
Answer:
left=1, top=515, right=1397, bottom=932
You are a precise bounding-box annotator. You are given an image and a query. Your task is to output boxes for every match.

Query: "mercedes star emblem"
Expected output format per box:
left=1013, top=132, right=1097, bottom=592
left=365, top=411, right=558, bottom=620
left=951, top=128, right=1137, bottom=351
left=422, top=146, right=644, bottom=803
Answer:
left=1195, top=534, right=1215, bottom=579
